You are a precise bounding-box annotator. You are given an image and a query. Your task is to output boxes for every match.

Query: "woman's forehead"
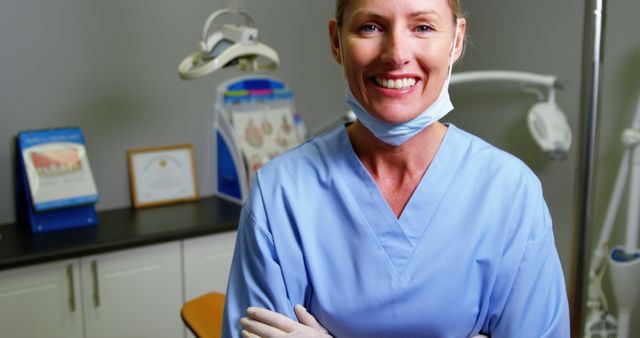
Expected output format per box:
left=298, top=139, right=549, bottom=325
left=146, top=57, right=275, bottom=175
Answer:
left=345, top=0, right=452, bottom=18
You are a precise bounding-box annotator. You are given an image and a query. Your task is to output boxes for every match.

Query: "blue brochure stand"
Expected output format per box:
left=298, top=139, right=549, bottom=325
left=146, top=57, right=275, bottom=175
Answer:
left=212, top=76, right=305, bottom=203
left=16, top=128, right=98, bottom=233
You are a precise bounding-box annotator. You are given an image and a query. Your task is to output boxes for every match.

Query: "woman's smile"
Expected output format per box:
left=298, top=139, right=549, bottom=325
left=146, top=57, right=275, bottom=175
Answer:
left=373, top=76, right=417, bottom=90
left=370, top=73, right=421, bottom=99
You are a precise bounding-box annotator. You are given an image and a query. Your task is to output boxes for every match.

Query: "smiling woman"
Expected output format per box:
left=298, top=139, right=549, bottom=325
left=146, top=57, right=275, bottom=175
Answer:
left=222, top=0, right=570, bottom=337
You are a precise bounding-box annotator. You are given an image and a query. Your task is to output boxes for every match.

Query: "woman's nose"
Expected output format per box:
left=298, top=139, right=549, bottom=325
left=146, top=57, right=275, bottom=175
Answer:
left=380, top=30, right=411, bottom=66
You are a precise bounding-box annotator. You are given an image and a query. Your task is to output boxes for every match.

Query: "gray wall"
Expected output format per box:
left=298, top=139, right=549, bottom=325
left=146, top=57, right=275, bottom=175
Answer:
left=0, top=0, right=344, bottom=224
left=449, top=1, right=584, bottom=286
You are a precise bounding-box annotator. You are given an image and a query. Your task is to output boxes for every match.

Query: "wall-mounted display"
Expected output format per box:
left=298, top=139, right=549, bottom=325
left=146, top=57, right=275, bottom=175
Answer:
left=128, top=144, right=199, bottom=208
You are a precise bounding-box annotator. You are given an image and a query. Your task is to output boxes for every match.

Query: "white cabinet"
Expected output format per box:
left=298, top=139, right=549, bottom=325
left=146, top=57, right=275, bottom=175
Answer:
left=80, top=241, right=184, bottom=338
left=183, top=231, right=237, bottom=301
left=0, top=259, right=83, bottom=338
left=0, top=231, right=237, bottom=338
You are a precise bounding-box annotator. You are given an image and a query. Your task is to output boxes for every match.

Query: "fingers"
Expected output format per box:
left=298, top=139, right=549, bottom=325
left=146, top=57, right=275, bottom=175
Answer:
left=248, top=307, right=300, bottom=331
left=240, top=329, right=261, bottom=338
left=241, top=306, right=331, bottom=338
left=243, top=307, right=301, bottom=334
left=240, top=316, right=287, bottom=338
left=294, top=304, right=325, bottom=332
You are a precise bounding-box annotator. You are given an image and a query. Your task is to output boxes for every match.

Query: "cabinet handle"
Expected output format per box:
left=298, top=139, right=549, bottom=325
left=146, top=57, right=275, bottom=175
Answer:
left=91, top=260, right=100, bottom=307
left=66, top=264, right=76, bottom=312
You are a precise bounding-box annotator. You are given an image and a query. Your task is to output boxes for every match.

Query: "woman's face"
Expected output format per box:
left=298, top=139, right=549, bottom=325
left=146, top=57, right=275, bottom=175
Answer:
left=330, top=0, right=466, bottom=124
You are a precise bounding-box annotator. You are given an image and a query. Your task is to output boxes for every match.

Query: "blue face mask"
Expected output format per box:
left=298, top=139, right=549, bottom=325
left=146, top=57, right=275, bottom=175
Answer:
left=343, top=21, right=459, bottom=147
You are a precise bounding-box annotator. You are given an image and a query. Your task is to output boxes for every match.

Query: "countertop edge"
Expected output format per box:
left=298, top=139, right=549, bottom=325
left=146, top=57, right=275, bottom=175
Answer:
left=0, top=196, right=241, bottom=271
left=0, top=224, right=238, bottom=271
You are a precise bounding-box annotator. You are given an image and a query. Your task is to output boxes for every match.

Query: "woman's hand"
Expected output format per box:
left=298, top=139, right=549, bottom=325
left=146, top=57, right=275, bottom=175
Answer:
left=240, top=304, right=333, bottom=338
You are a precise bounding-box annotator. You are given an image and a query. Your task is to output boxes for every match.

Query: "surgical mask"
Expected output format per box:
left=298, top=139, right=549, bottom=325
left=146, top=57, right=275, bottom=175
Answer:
left=343, top=20, right=460, bottom=146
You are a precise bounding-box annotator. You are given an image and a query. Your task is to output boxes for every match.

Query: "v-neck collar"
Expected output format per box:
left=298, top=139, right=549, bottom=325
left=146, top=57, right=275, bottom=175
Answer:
left=334, top=124, right=471, bottom=274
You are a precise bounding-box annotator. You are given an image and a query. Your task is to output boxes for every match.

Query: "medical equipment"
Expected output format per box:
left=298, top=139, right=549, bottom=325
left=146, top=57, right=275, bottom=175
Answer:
left=178, top=1, right=304, bottom=203
left=574, top=1, right=605, bottom=332
left=450, top=70, right=572, bottom=160
left=584, top=95, right=640, bottom=338
left=178, top=3, right=279, bottom=79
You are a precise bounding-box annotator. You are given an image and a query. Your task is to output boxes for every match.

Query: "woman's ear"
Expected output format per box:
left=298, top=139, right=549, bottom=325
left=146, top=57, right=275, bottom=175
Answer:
left=328, top=19, right=342, bottom=65
left=453, top=18, right=467, bottom=63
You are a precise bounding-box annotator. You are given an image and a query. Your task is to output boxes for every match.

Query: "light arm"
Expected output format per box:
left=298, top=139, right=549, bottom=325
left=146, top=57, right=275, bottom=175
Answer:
left=450, top=70, right=558, bottom=88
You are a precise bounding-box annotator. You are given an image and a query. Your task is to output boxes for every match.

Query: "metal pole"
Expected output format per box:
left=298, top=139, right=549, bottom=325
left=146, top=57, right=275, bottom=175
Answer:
left=571, top=0, right=605, bottom=336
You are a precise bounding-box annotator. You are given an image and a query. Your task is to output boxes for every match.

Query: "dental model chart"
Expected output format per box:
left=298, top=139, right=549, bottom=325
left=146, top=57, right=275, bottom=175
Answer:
left=231, top=104, right=301, bottom=176
left=19, top=128, right=99, bottom=212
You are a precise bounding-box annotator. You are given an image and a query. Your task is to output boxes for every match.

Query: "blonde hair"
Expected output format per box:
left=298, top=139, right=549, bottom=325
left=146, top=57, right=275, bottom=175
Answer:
left=335, top=0, right=463, bottom=27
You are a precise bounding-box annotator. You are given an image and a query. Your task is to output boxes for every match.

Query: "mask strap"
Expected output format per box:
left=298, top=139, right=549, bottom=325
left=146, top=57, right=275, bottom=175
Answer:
left=447, top=19, right=460, bottom=80
left=337, top=28, right=347, bottom=78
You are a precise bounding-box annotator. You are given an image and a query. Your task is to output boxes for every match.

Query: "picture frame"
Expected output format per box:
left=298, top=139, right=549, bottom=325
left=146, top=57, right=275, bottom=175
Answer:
left=127, top=144, right=199, bottom=208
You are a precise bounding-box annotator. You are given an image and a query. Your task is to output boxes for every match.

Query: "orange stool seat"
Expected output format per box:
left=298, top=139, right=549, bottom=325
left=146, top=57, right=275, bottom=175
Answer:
left=181, top=292, right=225, bottom=338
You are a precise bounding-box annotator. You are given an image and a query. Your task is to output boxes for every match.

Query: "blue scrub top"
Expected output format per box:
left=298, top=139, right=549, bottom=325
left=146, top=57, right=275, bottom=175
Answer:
left=222, top=124, right=570, bottom=338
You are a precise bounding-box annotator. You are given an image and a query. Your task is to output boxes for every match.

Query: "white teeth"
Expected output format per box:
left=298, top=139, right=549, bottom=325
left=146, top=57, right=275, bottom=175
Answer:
left=375, top=77, right=416, bottom=89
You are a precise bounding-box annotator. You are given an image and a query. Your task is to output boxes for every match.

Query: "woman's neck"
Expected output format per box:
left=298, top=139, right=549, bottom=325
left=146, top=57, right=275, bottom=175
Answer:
left=347, top=121, right=447, bottom=179
left=347, top=121, right=448, bottom=218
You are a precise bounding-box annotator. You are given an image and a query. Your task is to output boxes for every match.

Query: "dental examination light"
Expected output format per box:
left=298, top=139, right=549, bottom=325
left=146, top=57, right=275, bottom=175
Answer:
left=450, top=70, right=572, bottom=160
left=178, top=0, right=279, bottom=79
left=584, top=94, right=640, bottom=338
left=178, top=0, right=305, bottom=203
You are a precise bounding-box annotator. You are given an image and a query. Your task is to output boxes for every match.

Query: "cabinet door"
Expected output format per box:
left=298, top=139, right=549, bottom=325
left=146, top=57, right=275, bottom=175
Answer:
left=183, top=231, right=237, bottom=300
left=81, top=241, right=184, bottom=338
left=0, top=259, right=83, bottom=338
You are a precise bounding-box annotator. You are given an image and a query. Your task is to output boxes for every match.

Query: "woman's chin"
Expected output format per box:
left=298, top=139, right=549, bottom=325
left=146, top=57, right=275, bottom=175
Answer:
left=369, top=109, right=423, bottom=125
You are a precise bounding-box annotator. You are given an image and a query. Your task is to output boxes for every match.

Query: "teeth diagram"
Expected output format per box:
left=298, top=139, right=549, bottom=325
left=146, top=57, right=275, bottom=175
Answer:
left=231, top=105, right=304, bottom=179
left=244, top=118, right=264, bottom=148
left=31, top=147, right=82, bottom=176
left=261, top=118, right=273, bottom=135
left=19, top=129, right=99, bottom=212
left=280, top=116, right=293, bottom=135
left=275, top=132, right=288, bottom=148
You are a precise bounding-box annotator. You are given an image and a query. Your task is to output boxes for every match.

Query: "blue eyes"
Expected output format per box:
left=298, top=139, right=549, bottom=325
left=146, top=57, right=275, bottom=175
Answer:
left=359, top=24, right=379, bottom=33
left=416, top=25, right=433, bottom=33
left=357, top=24, right=434, bottom=34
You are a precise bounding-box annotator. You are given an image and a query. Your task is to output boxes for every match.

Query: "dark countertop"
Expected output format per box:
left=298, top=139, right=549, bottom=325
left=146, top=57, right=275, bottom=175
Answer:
left=0, top=196, right=242, bottom=271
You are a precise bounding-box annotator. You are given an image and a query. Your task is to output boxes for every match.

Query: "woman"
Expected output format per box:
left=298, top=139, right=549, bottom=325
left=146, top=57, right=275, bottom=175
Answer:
left=222, top=0, right=570, bottom=337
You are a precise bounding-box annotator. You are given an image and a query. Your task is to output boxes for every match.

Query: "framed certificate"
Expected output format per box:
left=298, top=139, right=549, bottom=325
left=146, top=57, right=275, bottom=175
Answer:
left=128, top=144, right=199, bottom=208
